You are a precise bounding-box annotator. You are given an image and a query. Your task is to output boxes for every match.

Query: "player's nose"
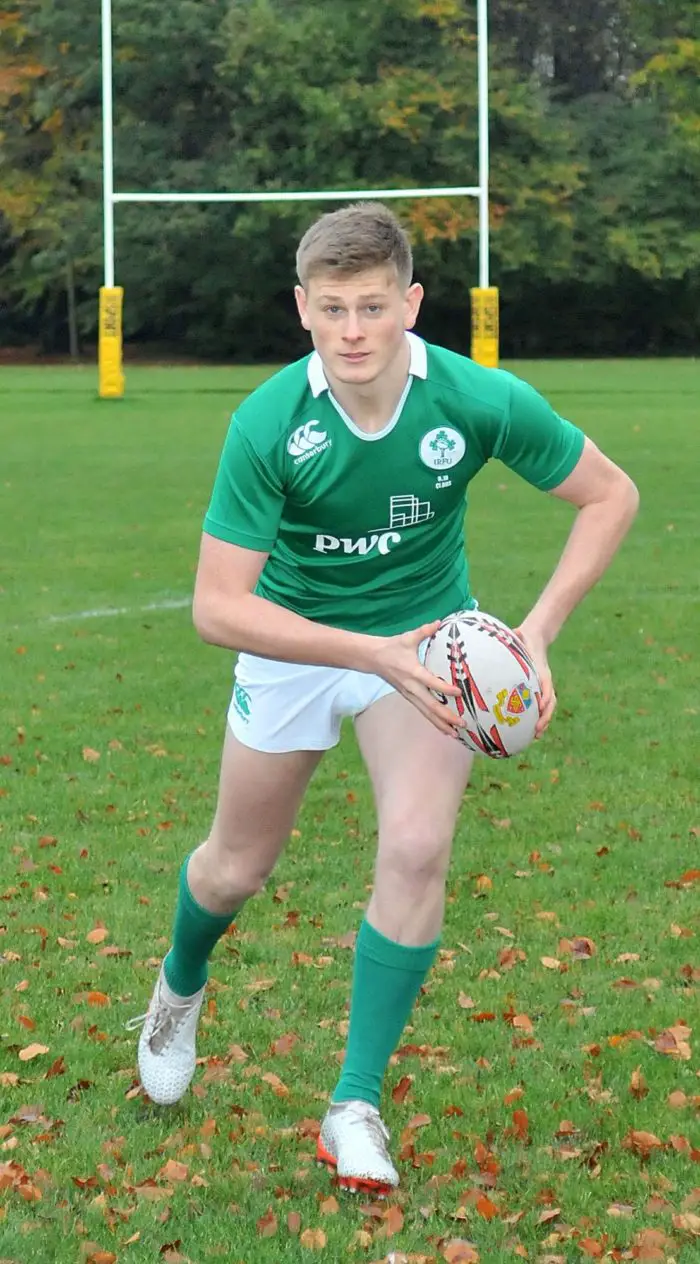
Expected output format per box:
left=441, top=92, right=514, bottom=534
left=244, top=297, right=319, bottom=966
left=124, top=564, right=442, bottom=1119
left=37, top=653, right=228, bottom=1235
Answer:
left=343, top=312, right=364, bottom=341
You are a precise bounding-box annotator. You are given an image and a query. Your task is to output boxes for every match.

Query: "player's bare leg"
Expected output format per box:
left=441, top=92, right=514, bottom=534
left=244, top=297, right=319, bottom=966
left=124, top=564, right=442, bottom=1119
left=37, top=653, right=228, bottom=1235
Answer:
left=130, top=727, right=321, bottom=1104
left=317, top=693, right=472, bottom=1194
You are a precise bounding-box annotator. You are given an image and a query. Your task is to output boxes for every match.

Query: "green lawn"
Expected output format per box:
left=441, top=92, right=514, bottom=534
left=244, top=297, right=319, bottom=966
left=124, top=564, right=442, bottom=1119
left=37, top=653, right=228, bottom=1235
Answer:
left=0, top=361, right=698, bottom=1264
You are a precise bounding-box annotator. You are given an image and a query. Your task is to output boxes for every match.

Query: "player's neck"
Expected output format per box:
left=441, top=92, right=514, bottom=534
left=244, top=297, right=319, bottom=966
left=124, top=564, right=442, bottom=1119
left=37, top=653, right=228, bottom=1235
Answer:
left=324, top=339, right=411, bottom=433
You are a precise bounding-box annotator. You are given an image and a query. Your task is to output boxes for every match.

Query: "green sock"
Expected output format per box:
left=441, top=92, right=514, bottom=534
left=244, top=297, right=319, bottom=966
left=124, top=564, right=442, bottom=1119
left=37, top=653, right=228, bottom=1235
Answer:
left=332, top=920, right=440, bottom=1109
left=163, top=855, right=237, bottom=997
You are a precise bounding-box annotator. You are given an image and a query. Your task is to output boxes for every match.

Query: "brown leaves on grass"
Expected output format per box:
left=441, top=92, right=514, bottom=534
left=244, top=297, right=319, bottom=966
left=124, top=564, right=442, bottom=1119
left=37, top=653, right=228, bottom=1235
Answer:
left=559, top=936, right=597, bottom=959
left=18, top=1043, right=49, bottom=1062
left=629, top=1066, right=649, bottom=1099
left=86, top=926, right=109, bottom=944
left=392, top=1074, right=414, bottom=1104
left=441, top=1241, right=480, bottom=1263
left=665, top=867, right=700, bottom=889
left=654, top=1022, right=692, bottom=1060
left=622, top=1129, right=664, bottom=1158
left=256, top=1208, right=278, bottom=1237
left=299, top=1227, right=327, bottom=1249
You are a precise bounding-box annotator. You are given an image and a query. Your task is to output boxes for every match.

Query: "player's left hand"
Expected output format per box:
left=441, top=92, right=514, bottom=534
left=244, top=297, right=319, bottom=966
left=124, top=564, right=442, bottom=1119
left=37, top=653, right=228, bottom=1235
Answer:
left=513, top=621, right=556, bottom=738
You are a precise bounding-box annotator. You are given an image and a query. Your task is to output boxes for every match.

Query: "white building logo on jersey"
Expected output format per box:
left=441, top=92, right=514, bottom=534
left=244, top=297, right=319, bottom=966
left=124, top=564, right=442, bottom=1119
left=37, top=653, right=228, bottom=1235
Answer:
left=287, top=421, right=332, bottom=465
left=419, top=426, right=466, bottom=471
left=313, top=494, right=434, bottom=558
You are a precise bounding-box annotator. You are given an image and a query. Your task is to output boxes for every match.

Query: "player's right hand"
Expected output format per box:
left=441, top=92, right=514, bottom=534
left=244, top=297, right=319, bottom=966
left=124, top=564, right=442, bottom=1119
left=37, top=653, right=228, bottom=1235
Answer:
left=369, top=621, right=465, bottom=739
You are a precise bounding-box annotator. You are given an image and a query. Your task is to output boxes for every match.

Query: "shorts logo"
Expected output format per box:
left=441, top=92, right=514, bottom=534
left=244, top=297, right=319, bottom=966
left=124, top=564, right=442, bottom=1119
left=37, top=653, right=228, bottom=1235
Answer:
left=233, top=682, right=252, bottom=722
left=287, top=421, right=332, bottom=465
left=419, top=427, right=466, bottom=471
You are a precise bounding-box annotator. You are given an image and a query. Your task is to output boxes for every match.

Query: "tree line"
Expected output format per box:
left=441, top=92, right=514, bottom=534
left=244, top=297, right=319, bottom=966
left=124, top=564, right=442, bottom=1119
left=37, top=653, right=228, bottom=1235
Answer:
left=1, top=0, right=698, bottom=359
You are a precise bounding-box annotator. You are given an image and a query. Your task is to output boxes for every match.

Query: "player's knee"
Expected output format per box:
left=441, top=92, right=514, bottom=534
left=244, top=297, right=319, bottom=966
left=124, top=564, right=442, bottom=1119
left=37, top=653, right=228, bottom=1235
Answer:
left=202, top=838, right=278, bottom=904
left=379, top=819, right=452, bottom=886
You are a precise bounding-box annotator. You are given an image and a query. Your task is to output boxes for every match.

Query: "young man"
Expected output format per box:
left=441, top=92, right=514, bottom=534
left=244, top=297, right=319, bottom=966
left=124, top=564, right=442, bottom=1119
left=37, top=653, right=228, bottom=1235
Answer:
left=130, top=203, right=639, bottom=1195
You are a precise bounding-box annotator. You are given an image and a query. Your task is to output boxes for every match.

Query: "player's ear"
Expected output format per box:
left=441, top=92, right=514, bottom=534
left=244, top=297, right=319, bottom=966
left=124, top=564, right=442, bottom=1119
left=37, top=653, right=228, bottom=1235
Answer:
left=404, top=282, right=424, bottom=330
left=295, top=285, right=312, bottom=331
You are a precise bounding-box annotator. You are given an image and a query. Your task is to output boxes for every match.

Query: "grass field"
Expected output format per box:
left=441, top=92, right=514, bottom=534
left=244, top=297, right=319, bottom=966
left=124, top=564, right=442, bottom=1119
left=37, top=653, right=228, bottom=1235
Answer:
left=1, top=360, right=698, bottom=1264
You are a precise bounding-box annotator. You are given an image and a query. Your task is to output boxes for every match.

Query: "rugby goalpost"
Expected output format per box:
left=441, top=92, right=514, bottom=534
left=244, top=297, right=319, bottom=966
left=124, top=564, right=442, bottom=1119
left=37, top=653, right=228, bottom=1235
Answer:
left=99, top=0, right=497, bottom=398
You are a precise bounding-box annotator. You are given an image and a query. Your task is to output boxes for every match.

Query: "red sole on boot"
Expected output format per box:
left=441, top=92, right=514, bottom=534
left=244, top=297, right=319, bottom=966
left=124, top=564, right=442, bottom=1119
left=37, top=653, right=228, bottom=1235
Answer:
left=315, top=1137, right=394, bottom=1198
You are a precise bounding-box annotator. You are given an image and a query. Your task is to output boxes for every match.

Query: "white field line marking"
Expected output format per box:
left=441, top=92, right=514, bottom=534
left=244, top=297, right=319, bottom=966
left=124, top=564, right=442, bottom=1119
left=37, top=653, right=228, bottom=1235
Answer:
left=46, top=597, right=191, bottom=624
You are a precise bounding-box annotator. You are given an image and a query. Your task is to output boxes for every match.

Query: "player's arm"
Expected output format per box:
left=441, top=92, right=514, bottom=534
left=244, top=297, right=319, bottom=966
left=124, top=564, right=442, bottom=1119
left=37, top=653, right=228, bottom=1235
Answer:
left=492, top=376, right=639, bottom=735
left=520, top=436, right=639, bottom=650
left=192, top=533, right=463, bottom=738
left=193, top=531, right=378, bottom=669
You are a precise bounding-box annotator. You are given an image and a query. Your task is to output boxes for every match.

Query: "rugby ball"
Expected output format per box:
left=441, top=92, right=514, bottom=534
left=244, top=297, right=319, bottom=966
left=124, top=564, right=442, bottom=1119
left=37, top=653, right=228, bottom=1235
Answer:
left=425, top=610, right=542, bottom=758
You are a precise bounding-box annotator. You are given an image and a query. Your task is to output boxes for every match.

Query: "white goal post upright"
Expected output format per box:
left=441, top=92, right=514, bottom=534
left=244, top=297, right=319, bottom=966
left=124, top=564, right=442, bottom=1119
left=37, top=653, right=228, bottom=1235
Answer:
left=99, top=0, right=496, bottom=397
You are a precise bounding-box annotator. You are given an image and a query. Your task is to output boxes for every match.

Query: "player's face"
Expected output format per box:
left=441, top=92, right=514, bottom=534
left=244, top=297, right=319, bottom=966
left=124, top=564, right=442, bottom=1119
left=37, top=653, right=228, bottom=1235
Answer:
left=295, top=267, right=424, bottom=387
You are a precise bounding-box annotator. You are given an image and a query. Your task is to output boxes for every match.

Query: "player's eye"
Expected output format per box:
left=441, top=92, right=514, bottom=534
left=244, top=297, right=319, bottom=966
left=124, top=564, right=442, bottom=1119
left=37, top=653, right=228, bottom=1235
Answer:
left=366, top=305, right=382, bottom=314
left=324, top=305, right=342, bottom=315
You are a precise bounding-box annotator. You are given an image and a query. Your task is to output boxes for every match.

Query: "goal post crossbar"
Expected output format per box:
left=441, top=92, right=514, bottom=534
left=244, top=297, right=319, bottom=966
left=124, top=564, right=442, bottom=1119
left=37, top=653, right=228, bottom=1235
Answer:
left=112, top=187, right=482, bottom=203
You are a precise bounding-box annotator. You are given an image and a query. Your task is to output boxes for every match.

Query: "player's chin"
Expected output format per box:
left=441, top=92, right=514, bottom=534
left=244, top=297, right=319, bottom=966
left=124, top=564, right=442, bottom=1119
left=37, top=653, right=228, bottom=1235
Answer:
left=334, top=354, right=376, bottom=381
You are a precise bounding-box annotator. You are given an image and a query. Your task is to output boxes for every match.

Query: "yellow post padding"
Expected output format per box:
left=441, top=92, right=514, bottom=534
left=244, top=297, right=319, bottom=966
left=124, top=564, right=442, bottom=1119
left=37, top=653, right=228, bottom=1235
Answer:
left=98, top=287, right=125, bottom=398
left=470, top=287, right=499, bottom=368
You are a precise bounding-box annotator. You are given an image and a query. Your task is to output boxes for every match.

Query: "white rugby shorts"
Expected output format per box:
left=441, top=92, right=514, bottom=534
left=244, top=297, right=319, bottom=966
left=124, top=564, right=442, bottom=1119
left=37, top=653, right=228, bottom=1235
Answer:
left=227, top=652, right=399, bottom=753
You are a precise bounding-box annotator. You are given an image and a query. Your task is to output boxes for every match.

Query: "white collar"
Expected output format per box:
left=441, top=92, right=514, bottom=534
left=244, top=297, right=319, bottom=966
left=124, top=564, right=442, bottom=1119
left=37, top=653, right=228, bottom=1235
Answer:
left=307, top=331, right=427, bottom=398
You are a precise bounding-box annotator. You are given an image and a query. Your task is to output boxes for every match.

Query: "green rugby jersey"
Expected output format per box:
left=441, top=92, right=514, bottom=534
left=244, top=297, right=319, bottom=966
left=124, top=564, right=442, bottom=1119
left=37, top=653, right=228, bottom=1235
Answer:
left=204, top=334, right=585, bottom=635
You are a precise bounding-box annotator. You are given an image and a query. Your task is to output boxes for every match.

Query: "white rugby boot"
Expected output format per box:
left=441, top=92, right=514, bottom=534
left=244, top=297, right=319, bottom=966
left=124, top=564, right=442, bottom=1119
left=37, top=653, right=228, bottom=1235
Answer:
left=126, top=964, right=206, bottom=1105
left=316, top=1099, right=399, bottom=1196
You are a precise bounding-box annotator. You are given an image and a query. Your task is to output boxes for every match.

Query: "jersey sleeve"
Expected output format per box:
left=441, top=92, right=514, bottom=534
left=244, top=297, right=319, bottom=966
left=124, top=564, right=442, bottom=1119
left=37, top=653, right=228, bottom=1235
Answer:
left=203, top=415, right=285, bottom=551
left=491, top=375, right=586, bottom=490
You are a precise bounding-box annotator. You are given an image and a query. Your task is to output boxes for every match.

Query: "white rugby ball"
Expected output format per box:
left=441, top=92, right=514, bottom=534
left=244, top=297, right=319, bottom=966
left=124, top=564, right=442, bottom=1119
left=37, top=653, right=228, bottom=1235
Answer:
left=425, top=610, right=542, bottom=758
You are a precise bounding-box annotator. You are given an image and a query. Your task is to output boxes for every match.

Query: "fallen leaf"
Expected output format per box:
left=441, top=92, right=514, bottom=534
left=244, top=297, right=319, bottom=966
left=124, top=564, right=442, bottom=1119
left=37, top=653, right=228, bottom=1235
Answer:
left=82, top=747, right=101, bottom=762
left=392, top=1075, right=413, bottom=1104
left=630, top=1067, right=649, bottom=1099
left=271, top=1032, right=299, bottom=1057
left=654, top=1023, right=692, bottom=1060
left=319, top=1195, right=339, bottom=1215
left=578, top=1239, right=605, bottom=1259
left=287, top=1210, right=301, bottom=1235
left=86, top=927, right=109, bottom=945
left=158, top=1160, right=188, bottom=1183
left=537, top=1207, right=561, bottom=1224
left=442, top=1240, right=480, bottom=1263
left=475, top=1194, right=498, bottom=1220
left=407, top=1114, right=431, bottom=1130
left=18, top=1044, right=49, bottom=1062
left=511, top=1109, right=529, bottom=1142
left=87, top=991, right=110, bottom=1008
left=622, top=1129, right=664, bottom=1157
left=673, top=1212, right=700, bottom=1235
left=632, top=1227, right=673, bottom=1260
left=261, top=1072, right=289, bottom=1097
left=378, top=1204, right=404, bottom=1237
left=458, top=992, right=475, bottom=1009
left=541, top=956, right=561, bottom=970
left=257, top=1208, right=278, bottom=1238
left=504, top=1087, right=524, bottom=1106
left=299, top=1227, right=327, bottom=1250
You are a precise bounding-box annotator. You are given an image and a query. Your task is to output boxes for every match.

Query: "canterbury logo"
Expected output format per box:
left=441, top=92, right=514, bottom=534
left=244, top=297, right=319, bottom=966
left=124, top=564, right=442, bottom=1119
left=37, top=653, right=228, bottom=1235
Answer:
left=287, top=422, right=328, bottom=458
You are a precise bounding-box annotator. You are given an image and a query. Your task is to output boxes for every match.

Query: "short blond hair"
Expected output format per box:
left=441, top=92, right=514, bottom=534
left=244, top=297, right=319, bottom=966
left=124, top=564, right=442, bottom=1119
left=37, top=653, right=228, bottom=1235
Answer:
left=296, top=202, right=413, bottom=289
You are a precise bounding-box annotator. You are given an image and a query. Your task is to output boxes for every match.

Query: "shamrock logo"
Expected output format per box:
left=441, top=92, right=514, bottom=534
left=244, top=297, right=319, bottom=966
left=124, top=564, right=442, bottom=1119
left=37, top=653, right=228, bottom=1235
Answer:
left=429, top=429, right=457, bottom=455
